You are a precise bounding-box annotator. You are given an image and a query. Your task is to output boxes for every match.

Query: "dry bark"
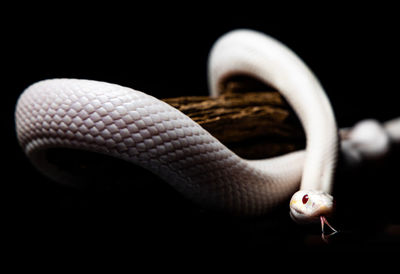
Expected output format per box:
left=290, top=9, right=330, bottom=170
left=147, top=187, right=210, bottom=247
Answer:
left=163, top=76, right=305, bottom=159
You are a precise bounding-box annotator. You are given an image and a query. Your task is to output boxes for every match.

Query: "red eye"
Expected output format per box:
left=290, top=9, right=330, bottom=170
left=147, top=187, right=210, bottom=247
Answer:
left=302, top=194, right=309, bottom=204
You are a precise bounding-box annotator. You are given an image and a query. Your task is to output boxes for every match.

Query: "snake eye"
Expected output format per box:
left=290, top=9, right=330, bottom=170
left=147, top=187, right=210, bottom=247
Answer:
left=302, top=194, right=309, bottom=204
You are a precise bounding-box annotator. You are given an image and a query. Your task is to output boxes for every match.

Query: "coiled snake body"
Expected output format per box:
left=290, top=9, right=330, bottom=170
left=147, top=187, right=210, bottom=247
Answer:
left=15, top=30, right=400, bottom=229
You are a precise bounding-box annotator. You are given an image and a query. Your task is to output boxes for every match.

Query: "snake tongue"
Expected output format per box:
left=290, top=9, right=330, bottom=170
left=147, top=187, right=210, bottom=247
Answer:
left=320, top=216, right=338, bottom=243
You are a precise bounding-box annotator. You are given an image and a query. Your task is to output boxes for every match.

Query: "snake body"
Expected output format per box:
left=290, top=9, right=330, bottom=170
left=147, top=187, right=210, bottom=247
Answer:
left=15, top=30, right=400, bottom=217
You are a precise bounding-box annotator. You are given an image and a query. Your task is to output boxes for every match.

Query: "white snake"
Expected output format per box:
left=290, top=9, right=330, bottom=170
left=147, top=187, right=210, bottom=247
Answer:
left=15, top=29, right=400, bottom=237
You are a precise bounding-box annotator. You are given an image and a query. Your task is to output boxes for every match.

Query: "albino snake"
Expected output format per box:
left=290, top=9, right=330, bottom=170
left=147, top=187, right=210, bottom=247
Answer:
left=15, top=29, right=400, bottom=238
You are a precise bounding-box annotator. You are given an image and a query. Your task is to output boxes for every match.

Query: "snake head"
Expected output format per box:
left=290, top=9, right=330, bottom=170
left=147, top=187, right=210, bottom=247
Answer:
left=290, top=190, right=338, bottom=242
left=289, top=190, right=334, bottom=224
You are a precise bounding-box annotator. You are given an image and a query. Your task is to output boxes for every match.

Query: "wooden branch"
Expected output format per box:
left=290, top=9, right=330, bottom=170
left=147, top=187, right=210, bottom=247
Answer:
left=163, top=76, right=305, bottom=159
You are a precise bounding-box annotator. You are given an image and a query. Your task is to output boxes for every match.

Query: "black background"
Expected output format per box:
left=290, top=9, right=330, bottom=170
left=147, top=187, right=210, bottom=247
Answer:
left=3, top=4, right=399, bottom=260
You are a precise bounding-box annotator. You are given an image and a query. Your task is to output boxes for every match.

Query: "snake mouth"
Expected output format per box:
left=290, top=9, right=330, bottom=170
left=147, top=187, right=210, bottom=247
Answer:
left=289, top=208, right=309, bottom=224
